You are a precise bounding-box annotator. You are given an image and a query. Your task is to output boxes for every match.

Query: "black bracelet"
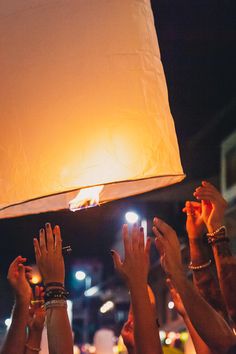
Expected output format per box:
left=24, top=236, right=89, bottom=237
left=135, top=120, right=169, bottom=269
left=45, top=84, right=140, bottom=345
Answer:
left=45, top=282, right=64, bottom=289
left=44, top=288, right=69, bottom=302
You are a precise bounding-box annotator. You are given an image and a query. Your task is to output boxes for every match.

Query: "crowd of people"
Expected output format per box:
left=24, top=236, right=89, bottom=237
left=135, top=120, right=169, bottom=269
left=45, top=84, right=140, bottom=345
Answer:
left=1, top=181, right=236, bottom=354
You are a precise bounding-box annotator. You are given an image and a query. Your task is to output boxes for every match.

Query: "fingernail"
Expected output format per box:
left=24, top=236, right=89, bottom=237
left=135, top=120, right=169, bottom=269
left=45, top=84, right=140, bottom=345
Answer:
left=40, top=228, right=44, bottom=233
left=110, top=250, right=114, bottom=255
left=46, top=223, right=50, bottom=228
left=140, top=227, right=144, bottom=232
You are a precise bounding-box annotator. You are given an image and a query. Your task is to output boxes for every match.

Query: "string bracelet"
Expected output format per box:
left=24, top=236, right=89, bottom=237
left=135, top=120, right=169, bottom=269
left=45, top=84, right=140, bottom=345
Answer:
left=25, top=343, right=41, bottom=352
left=45, top=299, right=67, bottom=311
left=188, top=259, right=212, bottom=271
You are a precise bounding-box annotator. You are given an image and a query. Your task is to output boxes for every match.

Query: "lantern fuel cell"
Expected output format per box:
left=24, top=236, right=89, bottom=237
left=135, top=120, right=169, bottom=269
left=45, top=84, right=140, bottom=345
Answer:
left=0, top=0, right=185, bottom=218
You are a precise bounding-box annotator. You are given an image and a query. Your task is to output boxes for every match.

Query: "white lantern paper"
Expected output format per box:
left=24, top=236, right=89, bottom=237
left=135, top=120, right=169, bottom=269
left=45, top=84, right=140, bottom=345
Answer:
left=0, top=0, right=185, bottom=218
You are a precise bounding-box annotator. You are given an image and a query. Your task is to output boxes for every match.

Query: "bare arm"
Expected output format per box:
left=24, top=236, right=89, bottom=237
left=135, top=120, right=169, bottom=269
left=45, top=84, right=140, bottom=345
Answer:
left=1, top=257, right=32, bottom=354
left=194, top=181, right=236, bottom=325
left=34, top=223, right=73, bottom=354
left=112, top=225, right=163, bottom=354
left=153, top=218, right=236, bottom=354
left=166, top=278, right=218, bottom=354
left=184, top=200, right=228, bottom=318
left=25, top=286, right=45, bottom=354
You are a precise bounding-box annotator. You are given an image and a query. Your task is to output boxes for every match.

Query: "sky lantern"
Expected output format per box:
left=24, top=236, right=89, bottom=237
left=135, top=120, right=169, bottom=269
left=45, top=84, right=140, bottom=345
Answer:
left=0, top=0, right=185, bottom=218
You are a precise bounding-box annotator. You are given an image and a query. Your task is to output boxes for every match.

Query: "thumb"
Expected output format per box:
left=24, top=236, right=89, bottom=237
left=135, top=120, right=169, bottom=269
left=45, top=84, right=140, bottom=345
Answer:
left=18, top=264, right=26, bottom=278
left=111, top=250, right=122, bottom=270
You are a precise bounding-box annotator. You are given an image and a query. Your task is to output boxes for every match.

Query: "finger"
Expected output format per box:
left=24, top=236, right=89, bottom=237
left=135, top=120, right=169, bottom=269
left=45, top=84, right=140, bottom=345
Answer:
left=111, top=249, right=122, bottom=271
left=153, top=217, right=174, bottom=237
left=138, top=227, right=145, bottom=250
left=33, top=238, right=41, bottom=262
left=185, top=201, right=196, bottom=221
left=122, top=224, right=131, bottom=257
left=26, top=272, right=32, bottom=281
left=131, top=224, right=139, bottom=252
left=24, top=266, right=33, bottom=272
left=153, top=227, right=165, bottom=256
left=54, top=225, right=62, bottom=254
left=45, top=223, right=54, bottom=253
left=166, top=278, right=174, bottom=290
left=18, top=264, right=25, bottom=278
left=39, top=228, right=47, bottom=254
left=145, top=237, right=151, bottom=256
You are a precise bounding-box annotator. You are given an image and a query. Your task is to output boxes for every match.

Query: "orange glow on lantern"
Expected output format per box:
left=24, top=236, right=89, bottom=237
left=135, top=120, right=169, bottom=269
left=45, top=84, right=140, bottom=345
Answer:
left=69, top=185, right=104, bottom=211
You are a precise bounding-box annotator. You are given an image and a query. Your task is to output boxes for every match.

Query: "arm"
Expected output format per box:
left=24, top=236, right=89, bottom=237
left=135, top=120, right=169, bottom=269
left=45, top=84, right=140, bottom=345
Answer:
left=1, top=257, right=32, bottom=354
left=25, top=286, right=45, bottom=354
left=194, top=181, right=236, bottom=325
left=34, top=223, right=73, bottom=354
left=153, top=218, right=236, bottom=354
left=166, top=278, right=217, bottom=354
left=111, top=224, right=163, bottom=354
left=121, top=317, right=136, bottom=354
left=183, top=200, right=228, bottom=318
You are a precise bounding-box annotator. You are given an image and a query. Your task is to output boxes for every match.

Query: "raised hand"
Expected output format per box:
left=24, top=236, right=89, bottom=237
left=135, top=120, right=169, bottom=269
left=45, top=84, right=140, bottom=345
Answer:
left=183, top=201, right=207, bottom=239
left=33, top=223, right=65, bottom=285
left=111, top=224, right=151, bottom=288
left=7, top=256, right=32, bottom=304
left=153, top=218, right=183, bottom=278
left=121, top=318, right=135, bottom=352
left=166, top=278, right=186, bottom=318
left=28, top=286, right=45, bottom=332
left=193, top=181, right=228, bottom=233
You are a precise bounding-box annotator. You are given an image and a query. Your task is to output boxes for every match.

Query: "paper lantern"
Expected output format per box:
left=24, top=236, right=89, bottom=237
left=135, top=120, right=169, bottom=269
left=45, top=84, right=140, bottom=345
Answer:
left=0, top=0, right=185, bottom=218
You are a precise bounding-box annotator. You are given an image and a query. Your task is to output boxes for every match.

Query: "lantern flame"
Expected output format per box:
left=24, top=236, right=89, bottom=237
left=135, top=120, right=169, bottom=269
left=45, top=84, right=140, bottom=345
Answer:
left=69, top=185, right=104, bottom=211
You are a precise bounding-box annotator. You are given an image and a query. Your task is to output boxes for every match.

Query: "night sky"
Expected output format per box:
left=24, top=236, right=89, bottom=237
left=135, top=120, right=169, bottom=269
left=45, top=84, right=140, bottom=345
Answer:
left=0, top=0, right=236, bottom=322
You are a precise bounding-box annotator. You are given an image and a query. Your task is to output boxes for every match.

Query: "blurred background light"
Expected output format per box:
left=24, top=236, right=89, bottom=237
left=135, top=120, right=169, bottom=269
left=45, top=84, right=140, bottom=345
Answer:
left=75, top=270, right=86, bottom=281
left=125, top=211, right=139, bottom=224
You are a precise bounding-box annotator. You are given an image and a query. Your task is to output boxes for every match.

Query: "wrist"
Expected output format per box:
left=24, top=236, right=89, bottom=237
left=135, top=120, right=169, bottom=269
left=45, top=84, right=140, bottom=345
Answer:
left=27, top=329, right=43, bottom=344
left=208, top=222, right=223, bottom=233
left=15, top=295, right=31, bottom=307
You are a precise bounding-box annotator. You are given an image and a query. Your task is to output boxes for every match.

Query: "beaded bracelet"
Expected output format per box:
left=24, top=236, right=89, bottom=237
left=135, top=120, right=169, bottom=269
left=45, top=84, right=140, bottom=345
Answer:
left=206, top=225, right=227, bottom=237
left=45, top=299, right=67, bottom=311
left=188, top=259, right=212, bottom=271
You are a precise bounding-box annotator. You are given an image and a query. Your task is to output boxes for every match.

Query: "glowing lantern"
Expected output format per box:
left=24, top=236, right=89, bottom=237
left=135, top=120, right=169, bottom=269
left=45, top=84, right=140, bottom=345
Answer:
left=0, top=0, right=185, bottom=218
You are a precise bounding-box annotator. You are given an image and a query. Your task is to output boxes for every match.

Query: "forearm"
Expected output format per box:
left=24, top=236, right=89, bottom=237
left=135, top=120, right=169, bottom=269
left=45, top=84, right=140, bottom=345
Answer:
left=25, top=330, right=42, bottom=354
left=1, top=299, right=29, bottom=354
left=46, top=307, right=73, bottom=354
left=172, top=271, right=236, bottom=353
left=189, top=238, right=227, bottom=317
left=183, top=315, right=217, bottom=354
left=212, top=241, right=236, bottom=325
left=129, top=281, right=162, bottom=354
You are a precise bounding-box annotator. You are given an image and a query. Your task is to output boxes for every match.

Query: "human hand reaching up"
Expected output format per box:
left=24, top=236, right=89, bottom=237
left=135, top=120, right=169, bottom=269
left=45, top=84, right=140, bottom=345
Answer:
left=121, top=317, right=135, bottom=352
left=153, top=218, right=183, bottom=278
left=111, top=224, right=151, bottom=288
left=28, top=286, right=45, bottom=333
left=166, top=278, right=186, bottom=318
left=183, top=201, right=207, bottom=239
left=7, top=256, right=32, bottom=305
left=193, top=181, right=227, bottom=233
left=33, top=223, right=65, bottom=285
